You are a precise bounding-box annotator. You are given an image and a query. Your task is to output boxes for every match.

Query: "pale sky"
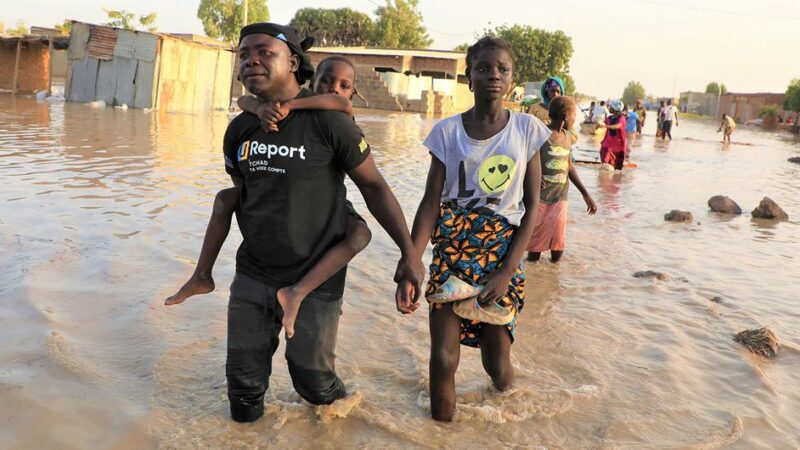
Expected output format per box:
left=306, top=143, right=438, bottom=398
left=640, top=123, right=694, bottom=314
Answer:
left=3, top=0, right=799, bottom=98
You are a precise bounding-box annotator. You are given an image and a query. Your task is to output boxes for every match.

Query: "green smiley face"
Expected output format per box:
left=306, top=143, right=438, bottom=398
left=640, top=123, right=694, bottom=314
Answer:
left=477, top=155, right=516, bottom=194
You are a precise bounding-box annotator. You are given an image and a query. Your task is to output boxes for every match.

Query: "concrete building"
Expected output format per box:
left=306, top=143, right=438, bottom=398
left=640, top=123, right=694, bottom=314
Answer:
left=0, top=33, right=68, bottom=93
left=682, top=91, right=790, bottom=123
left=66, top=22, right=233, bottom=113
left=717, top=93, right=787, bottom=123
left=307, top=47, right=471, bottom=115
left=683, top=92, right=719, bottom=116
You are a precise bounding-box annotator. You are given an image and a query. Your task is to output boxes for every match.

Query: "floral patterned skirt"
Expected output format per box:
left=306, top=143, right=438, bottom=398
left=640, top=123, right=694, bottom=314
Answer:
left=425, top=203, right=525, bottom=348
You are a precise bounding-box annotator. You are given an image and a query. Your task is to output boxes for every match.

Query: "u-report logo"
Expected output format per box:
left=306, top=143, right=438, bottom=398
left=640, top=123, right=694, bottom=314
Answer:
left=237, top=140, right=306, bottom=161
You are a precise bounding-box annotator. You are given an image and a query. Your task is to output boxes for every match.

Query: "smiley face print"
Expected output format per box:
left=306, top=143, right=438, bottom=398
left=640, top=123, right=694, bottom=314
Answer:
left=477, top=155, right=517, bottom=194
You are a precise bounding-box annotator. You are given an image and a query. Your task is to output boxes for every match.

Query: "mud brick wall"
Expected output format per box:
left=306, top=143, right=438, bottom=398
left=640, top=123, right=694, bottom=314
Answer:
left=0, top=41, right=49, bottom=92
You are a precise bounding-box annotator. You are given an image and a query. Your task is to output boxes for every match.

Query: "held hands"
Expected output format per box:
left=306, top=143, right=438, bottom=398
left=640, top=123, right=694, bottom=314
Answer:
left=393, top=255, right=425, bottom=314
left=395, top=279, right=419, bottom=314
left=477, top=269, right=513, bottom=305
left=256, top=101, right=291, bottom=133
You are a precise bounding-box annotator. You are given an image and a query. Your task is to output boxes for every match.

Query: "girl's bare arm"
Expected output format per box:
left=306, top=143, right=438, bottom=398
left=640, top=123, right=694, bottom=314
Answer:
left=411, top=157, right=446, bottom=259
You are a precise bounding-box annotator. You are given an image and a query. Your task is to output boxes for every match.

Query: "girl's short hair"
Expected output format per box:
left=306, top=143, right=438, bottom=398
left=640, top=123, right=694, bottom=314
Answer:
left=465, top=37, right=515, bottom=76
left=548, top=96, right=576, bottom=128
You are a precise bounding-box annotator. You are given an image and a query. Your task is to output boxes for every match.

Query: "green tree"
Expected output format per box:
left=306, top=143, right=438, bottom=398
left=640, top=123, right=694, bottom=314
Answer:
left=561, top=73, right=576, bottom=97
left=290, top=8, right=375, bottom=47
left=705, top=81, right=728, bottom=95
left=759, top=104, right=778, bottom=119
left=54, top=19, right=72, bottom=35
left=104, top=9, right=158, bottom=31
left=7, top=20, right=29, bottom=35
left=197, top=0, right=270, bottom=44
left=453, top=42, right=470, bottom=53
left=481, top=24, right=575, bottom=93
left=372, top=0, right=432, bottom=49
left=622, top=81, right=646, bottom=106
left=783, top=78, right=800, bottom=114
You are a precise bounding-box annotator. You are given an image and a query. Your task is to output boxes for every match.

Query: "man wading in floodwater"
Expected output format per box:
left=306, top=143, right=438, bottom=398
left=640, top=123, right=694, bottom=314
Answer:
left=216, top=23, right=423, bottom=422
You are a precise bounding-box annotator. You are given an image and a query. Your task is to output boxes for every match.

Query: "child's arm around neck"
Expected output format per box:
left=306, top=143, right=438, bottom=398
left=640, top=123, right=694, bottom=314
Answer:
left=237, top=94, right=353, bottom=132
left=237, top=93, right=352, bottom=116
left=286, top=94, right=353, bottom=116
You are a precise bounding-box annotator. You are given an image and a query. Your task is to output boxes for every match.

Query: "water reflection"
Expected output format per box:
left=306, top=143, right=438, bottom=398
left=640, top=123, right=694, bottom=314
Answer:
left=1, top=96, right=800, bottom=448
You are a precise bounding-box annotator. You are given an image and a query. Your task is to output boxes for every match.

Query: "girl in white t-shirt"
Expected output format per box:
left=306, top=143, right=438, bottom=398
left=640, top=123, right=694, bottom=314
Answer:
left=400, top=37, right=549, bottom=422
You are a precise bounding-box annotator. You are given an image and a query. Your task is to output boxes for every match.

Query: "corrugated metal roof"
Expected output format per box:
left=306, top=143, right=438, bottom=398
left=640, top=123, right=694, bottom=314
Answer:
left=87, top=26, right=117, bottom=60
left=0, top=35, right=68, bottom=49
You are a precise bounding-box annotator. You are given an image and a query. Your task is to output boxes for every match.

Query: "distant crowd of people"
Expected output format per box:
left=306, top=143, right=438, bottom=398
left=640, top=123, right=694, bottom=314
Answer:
left=583, top=98, right=680, bottom=141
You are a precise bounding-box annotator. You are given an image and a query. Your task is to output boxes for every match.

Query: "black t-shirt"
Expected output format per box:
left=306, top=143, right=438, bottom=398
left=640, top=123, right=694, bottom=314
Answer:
left=223, top=89, right=370, bottom=297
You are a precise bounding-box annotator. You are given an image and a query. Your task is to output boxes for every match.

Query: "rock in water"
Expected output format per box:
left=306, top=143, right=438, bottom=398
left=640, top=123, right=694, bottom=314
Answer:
left=751, top=197, right=789, bottom=221
left=734, top=327, right=779, bottom=358
left=708, top=195, right=742, bottom=214
left=633, top=270, right=670, bottom=281
left=664, top=210, right=693, bottom=222
left=788, top=156, right=800, bottom=164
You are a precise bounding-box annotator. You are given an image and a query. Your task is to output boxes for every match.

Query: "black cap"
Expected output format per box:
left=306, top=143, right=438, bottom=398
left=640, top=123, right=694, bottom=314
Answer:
left=238, top=23, right=315, bottom=83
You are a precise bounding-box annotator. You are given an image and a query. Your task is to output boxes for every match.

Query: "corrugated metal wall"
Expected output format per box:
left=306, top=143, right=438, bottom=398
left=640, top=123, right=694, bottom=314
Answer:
left=66, top=23, right=232, bottom=113
left=156, top=38, right=232, bottom=114
left=66, top=24, right=158, bottom=107
left=67, top=22, right=90, bottom=61
left=212, top=50, right=234, bottom=111
left=87, top=27, right=116, bottom=60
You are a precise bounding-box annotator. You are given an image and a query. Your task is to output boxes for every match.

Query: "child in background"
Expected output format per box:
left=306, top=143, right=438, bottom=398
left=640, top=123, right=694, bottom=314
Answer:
left=405, top=37, right=549, bottom=421
left=633, top=100, right=647, bottom=136
left=718, top=113, right=736, bottom=144
left=527, top=96, right=597, bottom=263
left=166, top=56, right=371, bottom=339
left=624, top=105, right=639, bottom=140
left=598, top=99, right=627, bottom=171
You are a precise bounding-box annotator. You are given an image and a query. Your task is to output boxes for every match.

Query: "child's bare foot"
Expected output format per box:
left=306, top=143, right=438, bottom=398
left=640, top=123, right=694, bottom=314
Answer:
left=165, top=273, right=215, bottom=305
left=277, top=285, right=306, bottom=338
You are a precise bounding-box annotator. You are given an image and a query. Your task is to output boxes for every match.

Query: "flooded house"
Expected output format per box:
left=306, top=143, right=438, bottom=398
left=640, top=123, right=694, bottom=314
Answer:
left=0, top=32, right=68, bottom=93
left=66, top=21, right=233, bottom=114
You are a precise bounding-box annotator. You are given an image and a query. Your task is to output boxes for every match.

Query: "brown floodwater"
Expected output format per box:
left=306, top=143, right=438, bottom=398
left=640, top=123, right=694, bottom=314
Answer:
left=1, top=94, right=800, bottom=449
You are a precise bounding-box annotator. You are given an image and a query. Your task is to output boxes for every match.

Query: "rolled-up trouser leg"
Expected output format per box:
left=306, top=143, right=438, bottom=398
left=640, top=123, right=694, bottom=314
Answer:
left=285, top=293, right=346, bottom=405
left=226, top=273, right=281, bottom=422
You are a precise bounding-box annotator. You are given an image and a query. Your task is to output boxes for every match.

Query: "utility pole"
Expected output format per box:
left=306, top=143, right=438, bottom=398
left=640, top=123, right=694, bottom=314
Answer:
left=242, top=0, right=248, bottom=26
